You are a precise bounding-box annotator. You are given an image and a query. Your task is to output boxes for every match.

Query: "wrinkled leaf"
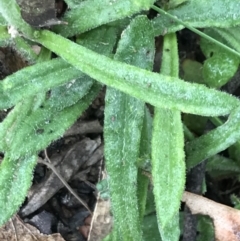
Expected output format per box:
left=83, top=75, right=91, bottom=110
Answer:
left=183, top=191, right=240, bottom=241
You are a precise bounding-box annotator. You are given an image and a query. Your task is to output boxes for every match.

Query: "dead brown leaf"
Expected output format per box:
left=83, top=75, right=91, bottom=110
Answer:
left=87, top=168, right=113, bottom=241
left=182, top=191, right=240, bottom=241
left=87, top=196, right=113, bottom=241
left=0, top=216, right=65, bottom=241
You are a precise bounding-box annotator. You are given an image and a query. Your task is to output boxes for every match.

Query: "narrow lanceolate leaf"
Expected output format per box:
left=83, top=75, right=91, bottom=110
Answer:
left=104, top=16, right=155, bottom=240
left=0, top=0, right=34, bottom=38
left=0, top=25, right=119, bottom=226
left=2, top=25, right=118, bottom=158
left=11, top=36, right=38, bottom=63
left=152, top=33, right=185, bottom=241
left=213, top=27, right=240, bottom=53
left=8, top=83, right=99, bottom=159
left=186, top=106, right=240, bottom=169
left=0, top=70, right=93, bottom=153
left=0, top=58, right=83, bottom=110
left=0, top=96, right=36, bottom=152
left=0, top=155, right=37, bottom=226
left=0, top=25, right=119, bottom=110
left=137, top=107, right=152, bottom=221
left=152, top=0, right=240, bottom=37
left=36, top=30, right=240, bottom=116
left=152, top=109, right=184, bottom=240
left=54, top=0, right=155, bottom=37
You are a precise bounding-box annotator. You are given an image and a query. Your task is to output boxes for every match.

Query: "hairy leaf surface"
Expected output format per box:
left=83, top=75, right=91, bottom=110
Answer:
left=153, top=0, right=240, bottom=36
left=152, top=33, right=185, bottom=241
left=0, top=155, right=37, bottom=226
left=54, top=0, right=155, bottom=37
left=36, top=30, right=240, bottom=116
left=104, top=15, right=155, bottom=240
left=186, top=106, right=240, bottom=169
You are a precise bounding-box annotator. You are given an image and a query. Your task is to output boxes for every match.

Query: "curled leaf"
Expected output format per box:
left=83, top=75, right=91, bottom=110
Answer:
left=183, top=191, right=240, bottom=241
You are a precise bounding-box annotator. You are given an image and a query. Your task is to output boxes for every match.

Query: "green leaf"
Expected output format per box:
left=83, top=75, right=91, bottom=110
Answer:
left=183, top=114, right=207, bottom=135
left=0, top=155, right=37, bottom=226
left=104, top=15, right=155, bottom=241
left=200, top=28, right=231, bottom=58
left=76, top=25, right=120, bottom=56
left=168, top=0, right=189, bottom=9
left=137, top=107, right=152, bottom=221
left=202, top=52, right=239, bottom=88
left=64, top=0, right=85, bottom=8
left=152, top=110, right=185, bottom=241
left=200, top=28, right=240, bottom=88
left=0, top=25, right=119, bottom=110
left=10, top=36, right=38, bottom=63
left=0, top=96, right=36, bottom=151
left=142, top=214, right=162, bottom=241
left=206, top=155, right=240, bottom=177
left=54, top=0, right=155, bottom=37
left=209, top=27, right=240, bottom=53
left=153, top=0, right=240, bottom=36
left=45, top=77, right=93, bottom=110
left=0, top=0, right=34, bottom=38
left=182, top=59, right=204, bottom=84
left=0, top=58, right=83, bottom=110
left=152, top=33, right=185, bottom=241
left=3, top=84, right=100, bottom=158
left=0, top=25, right=119, bottom=226
left=36, top=29, right=240, bottom=116
left=2, top=25, right=118, bottom=157
left=0, top=26, right=10, bottom=47
left=102, top=230, right=119, bottom=241
left=186, top=106, right=240, bottom=169
left=0, top=14, right=7, bottom=25
left=197, top=216, right=214, bottom=241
